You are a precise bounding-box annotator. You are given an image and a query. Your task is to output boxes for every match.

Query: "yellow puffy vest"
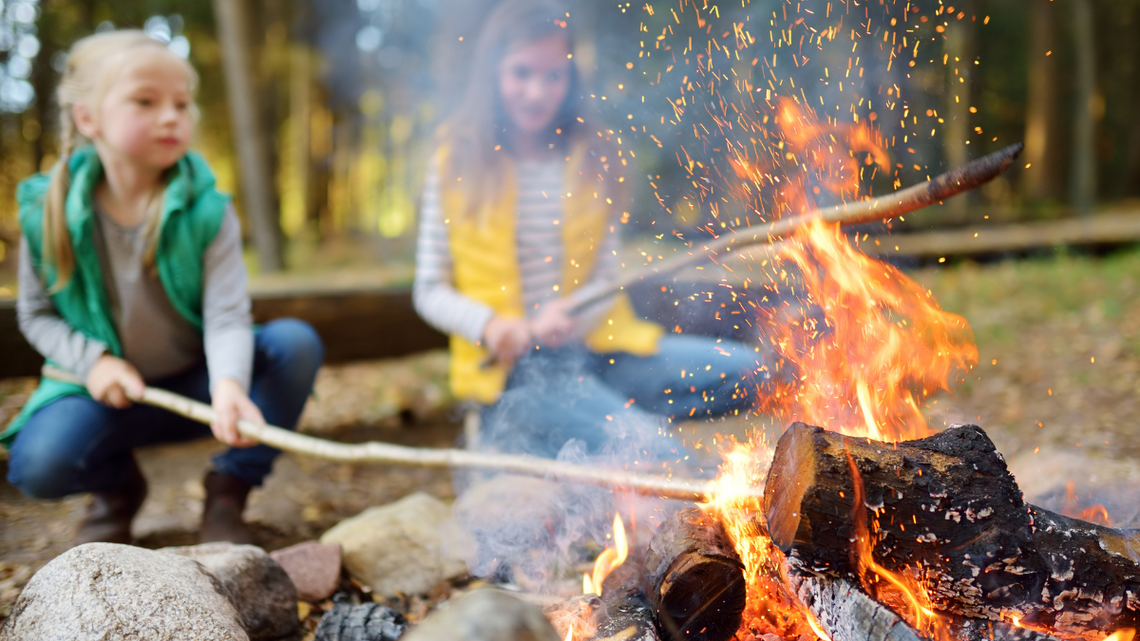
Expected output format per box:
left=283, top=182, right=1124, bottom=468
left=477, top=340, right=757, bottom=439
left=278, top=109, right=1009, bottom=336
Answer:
left=439, top=144, right=662, bottom=403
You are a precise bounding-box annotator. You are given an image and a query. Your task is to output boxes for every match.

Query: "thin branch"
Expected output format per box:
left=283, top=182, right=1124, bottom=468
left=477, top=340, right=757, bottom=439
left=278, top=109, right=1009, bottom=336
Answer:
left=42, top=366, right=729, bottom=503
left=567, top=143, right=1024, bottom=315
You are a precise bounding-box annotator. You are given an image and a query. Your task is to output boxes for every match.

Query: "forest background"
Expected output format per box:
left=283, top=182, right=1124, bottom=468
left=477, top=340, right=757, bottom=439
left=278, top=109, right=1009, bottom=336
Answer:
left=0, top=0, right=1135, bottom=283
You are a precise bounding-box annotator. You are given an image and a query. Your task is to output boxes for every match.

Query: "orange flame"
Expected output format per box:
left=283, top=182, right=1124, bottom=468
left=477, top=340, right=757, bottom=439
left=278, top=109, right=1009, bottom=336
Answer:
left=1063, top=481, right=1114, bottom=526
left=1105, top=629, right=1137, bottom=641
left=583, top=513, right=629, bottom=597
left=707, top=436, right=821, bottom=639
left=707, top=91, right=975, bottom=641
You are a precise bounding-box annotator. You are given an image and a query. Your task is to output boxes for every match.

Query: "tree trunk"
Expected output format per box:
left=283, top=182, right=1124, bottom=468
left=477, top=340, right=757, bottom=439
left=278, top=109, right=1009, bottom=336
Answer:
left=1069, top=0, right=1097, bottom=216
left=644, top=509, right=746, bottom=641
left=942, top=1, right=974, bottom=224
left=1021, top=0, right=1057, bottom=203
left=763, top=423, right=1140, bottom=638
left=211, top=0, right=284, bottom=272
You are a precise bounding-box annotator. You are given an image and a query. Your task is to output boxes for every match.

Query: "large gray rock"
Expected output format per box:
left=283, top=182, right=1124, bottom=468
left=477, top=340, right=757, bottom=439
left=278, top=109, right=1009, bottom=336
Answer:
left=164, top=542, right=298, bottom=641
left=401, top=590, right=560, bottom=641
left=0, top=542, right=249, bottom=641
left=320, top=492, right=468, bottom=596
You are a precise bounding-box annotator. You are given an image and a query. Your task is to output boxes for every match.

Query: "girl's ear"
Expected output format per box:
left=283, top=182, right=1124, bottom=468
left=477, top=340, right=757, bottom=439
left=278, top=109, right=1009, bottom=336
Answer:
left=72, top=102, right=99, bottom=140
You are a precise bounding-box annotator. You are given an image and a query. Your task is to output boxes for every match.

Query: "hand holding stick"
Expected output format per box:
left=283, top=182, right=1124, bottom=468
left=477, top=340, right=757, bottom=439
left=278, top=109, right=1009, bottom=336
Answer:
left=481, top=143, right=1023, bottom=369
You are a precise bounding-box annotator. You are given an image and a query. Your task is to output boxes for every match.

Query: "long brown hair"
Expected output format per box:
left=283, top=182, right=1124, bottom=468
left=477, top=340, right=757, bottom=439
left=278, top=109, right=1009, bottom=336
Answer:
left=439, top=0, right=593, bottom=220
left=42, top=31, right=197, bottom=291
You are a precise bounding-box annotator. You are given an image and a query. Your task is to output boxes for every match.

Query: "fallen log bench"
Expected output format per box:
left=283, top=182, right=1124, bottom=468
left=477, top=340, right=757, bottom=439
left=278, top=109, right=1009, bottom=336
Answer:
left=763, top=422, right=1140, bottom=639
left=0, top=285, right=450, bottom=379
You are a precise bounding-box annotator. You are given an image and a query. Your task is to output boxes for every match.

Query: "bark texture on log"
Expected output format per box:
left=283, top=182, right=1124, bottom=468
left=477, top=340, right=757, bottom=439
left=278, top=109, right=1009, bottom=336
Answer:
left=763, top=423, right=1140, bottom=638
left=644, top=509, right=747, bottom=641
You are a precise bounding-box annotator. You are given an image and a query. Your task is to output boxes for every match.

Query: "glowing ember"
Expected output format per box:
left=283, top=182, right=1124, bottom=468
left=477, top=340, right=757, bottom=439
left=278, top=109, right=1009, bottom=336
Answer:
left=1105, top=629, right=1137, bottom=641
left=583, top=513, right=629, bottom=597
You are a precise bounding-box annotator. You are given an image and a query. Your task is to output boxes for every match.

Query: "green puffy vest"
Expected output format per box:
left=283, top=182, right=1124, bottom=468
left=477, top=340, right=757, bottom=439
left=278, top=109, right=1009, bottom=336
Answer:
left=1, top=146, right=231, bottom=445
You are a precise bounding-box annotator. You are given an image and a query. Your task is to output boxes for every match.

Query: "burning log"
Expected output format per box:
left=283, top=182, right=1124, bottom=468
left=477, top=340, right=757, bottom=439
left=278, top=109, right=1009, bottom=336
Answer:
left=643, top=509, right=747, bottom=641
left=590, top=552, right=660, bottom=641
left=763, top=422, right=1140, bottom=639
left=589, top=587, right=661, bottom=641
left=789, top=573, right=925, bottom=641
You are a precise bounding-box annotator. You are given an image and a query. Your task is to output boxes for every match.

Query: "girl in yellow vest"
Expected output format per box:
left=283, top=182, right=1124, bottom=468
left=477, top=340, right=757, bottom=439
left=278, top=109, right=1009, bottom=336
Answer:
left=415, top=1, right=764, bottom=458
left=6, top=31, right=323, bottom=545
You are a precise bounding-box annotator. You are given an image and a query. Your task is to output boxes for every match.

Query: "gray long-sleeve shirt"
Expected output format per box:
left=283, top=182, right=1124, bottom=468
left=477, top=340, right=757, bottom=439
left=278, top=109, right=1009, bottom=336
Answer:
left=17, top=204, right=254, bottom=392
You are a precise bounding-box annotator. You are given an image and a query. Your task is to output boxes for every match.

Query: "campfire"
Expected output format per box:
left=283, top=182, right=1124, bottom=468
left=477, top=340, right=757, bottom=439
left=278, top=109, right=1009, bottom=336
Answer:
left=542, top=9, right=1135, bottom=639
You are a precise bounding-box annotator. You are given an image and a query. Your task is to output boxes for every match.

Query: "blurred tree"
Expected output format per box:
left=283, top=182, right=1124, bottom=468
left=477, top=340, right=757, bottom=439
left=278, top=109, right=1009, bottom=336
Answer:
left=213, top=0, right=284, bottom=271
left=943, top=0, right=975, bottom=224
left=1021, top=0, right=1057, bottom=204
left=1069, top=0, right=1096, bottom=216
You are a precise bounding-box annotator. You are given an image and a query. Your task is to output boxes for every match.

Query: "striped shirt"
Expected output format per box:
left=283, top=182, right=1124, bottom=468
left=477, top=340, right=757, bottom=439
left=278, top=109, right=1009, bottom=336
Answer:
left=413, top=157, right=620, bottom=345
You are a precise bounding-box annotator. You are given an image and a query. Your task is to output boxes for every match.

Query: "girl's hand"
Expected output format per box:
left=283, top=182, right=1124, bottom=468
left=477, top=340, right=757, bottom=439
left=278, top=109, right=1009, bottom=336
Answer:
left=529, top=298, right=577, bottom=348
left=483, top=316, right=532, bottom=366
left=210, top=378, right=263, bottom=448
left=86, top=354, right=146, bottom=409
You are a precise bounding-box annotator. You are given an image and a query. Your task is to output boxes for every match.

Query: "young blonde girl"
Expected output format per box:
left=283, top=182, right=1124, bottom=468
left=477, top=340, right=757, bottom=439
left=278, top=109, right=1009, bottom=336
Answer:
left=414, top=1, right=764, bottom=458
left=4, top=31, right=323, bottom=545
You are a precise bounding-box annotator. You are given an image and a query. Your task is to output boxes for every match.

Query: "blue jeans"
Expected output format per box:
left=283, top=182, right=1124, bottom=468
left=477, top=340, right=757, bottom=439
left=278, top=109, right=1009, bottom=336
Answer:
left=7, top=319, right=324, bottom=498
left=481, top=334, right=765, bottom=458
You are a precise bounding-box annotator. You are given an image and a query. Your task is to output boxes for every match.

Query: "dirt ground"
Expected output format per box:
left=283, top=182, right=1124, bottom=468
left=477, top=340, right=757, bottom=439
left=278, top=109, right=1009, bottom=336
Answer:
left=3, top=249, right=1140, bottom=624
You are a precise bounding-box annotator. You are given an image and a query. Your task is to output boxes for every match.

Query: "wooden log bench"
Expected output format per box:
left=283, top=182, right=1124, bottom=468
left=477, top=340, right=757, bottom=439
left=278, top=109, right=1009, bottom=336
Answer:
left=0, top=285, right=449, bottom=379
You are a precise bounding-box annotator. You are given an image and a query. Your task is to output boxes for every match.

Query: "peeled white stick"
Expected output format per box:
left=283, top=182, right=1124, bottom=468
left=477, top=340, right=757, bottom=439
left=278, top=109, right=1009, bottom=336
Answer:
left=41, top=365, right=730, bottom=502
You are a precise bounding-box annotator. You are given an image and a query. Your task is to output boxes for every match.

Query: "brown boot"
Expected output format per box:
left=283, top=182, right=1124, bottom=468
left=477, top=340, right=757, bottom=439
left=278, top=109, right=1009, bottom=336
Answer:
left=200, top=471, right=257, bottom=544
left=74, top=455, right=147, bottom=546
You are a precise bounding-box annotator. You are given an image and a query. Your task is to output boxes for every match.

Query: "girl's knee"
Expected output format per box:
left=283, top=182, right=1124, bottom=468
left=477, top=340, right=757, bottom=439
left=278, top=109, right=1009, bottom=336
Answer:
left=260, top=318, right=325, bottom=371
left=7, top=448, right=76, bottom=499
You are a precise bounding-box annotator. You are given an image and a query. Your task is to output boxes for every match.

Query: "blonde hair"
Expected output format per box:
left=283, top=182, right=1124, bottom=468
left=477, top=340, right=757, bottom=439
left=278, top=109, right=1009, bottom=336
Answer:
left=43, top=30, right=198, bottom=291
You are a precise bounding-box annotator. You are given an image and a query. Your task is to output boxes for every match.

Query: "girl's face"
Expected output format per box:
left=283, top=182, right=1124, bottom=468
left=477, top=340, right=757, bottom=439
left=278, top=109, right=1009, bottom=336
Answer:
left=497, top=33, right=572, bottom=136
left=77, top=50, right=194, bottom=172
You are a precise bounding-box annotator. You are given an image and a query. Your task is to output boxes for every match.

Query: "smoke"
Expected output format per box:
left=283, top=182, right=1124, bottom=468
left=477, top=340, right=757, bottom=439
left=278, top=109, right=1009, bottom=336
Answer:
left=445, top=344, right=694, bottom=587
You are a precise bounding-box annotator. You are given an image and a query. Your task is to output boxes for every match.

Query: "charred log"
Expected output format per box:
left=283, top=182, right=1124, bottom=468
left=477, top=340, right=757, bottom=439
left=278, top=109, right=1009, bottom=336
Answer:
left=789, top=572, right=925, bottom=641
left=644, top=508, right=747, bottom=641
left=591, top=556, right=660, bottom=641
left=763, top=422, right=1140, bottom=638
left=952, top=618, right=1064, bottom=641
left=313, top=602, right=407, bottom=641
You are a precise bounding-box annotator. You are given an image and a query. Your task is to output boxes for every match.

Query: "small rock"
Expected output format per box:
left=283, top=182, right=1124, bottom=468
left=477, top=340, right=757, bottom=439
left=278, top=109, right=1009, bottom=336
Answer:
left=164, top=542, right=297, bottom=641
left=401, top=590, right=560, bottom=641
left=270, top=541, right=342, bottom=602
left=320, top=492, right=468, bottom=596
left=0, top=542, right=248, bottom=641
left=313, top=602, right=407, bottom=641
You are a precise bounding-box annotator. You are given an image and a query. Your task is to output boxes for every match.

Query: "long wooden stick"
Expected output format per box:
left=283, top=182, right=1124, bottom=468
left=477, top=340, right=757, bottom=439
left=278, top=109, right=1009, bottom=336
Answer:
left=41, top=366, right=729, bottom=503
left=566, top=142, right=1024, bottom=315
